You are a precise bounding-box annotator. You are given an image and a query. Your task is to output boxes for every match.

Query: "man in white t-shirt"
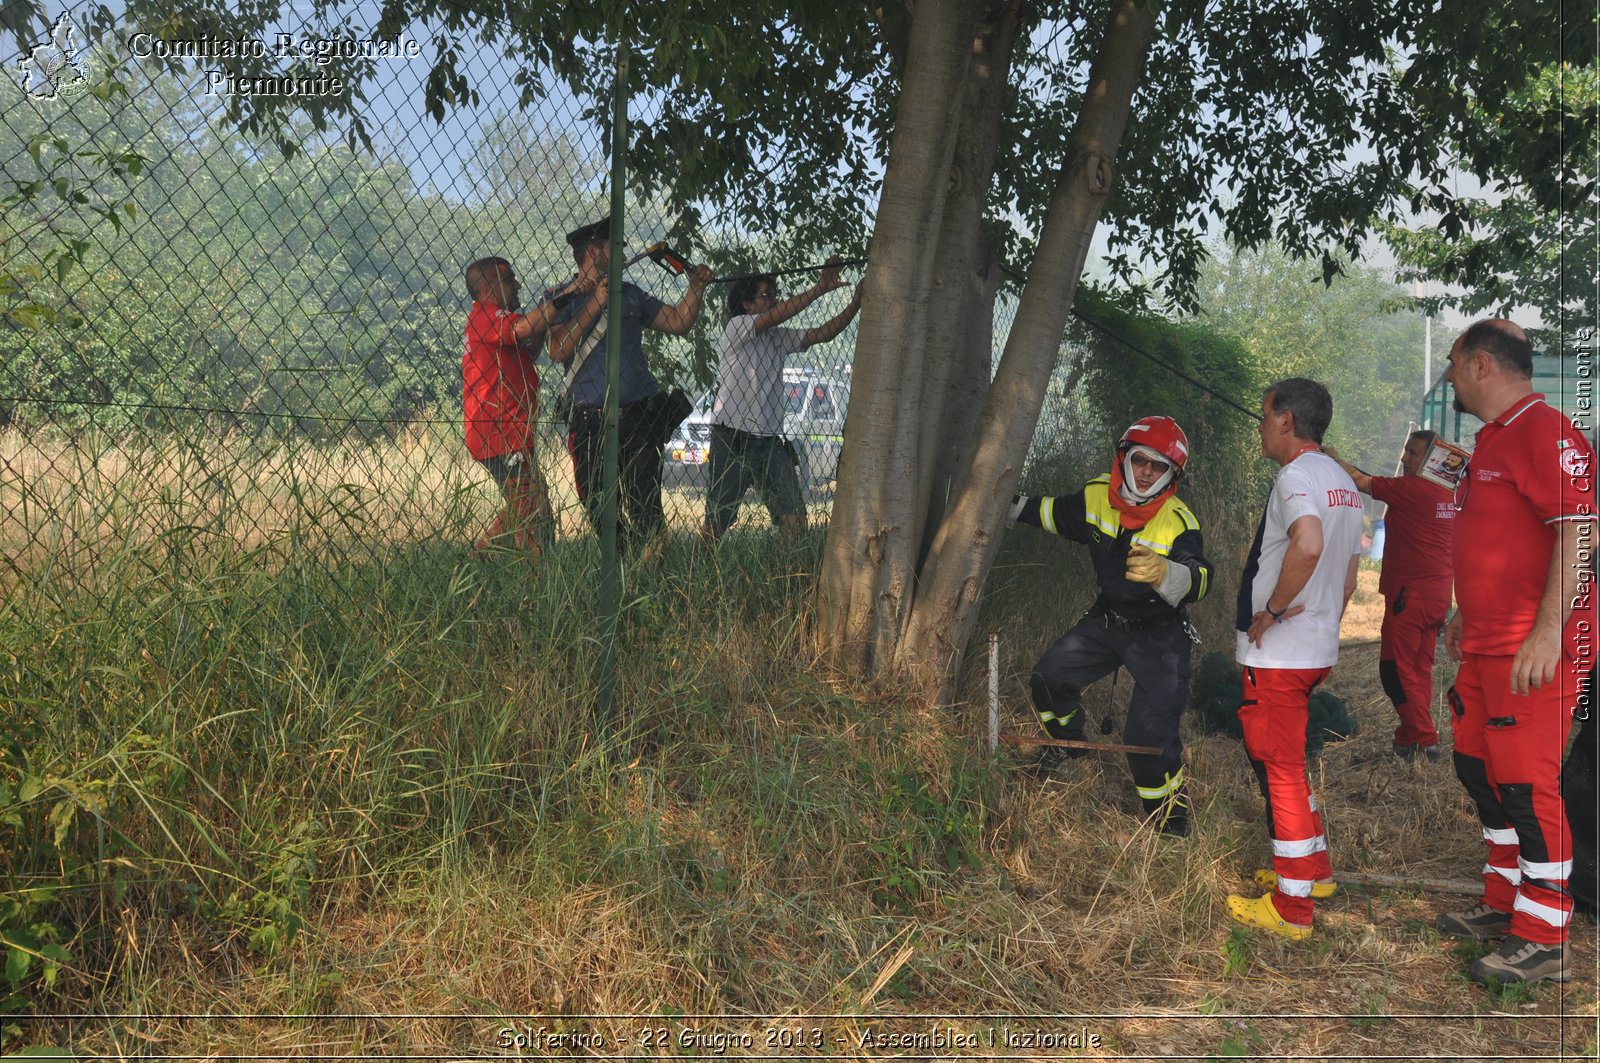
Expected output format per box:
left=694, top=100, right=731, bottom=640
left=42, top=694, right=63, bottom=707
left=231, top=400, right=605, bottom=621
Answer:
left=702, top=260, right=862, bottom=540
left=1225, top=377, right=1364, bottom=940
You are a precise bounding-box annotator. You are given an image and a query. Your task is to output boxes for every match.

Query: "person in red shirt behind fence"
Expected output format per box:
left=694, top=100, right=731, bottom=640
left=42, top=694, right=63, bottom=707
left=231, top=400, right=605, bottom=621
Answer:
left=1329, top=430, right=1455, bottom=761
left=462, top=256, right=577, bottom=557
left=1434, top=318, right=1595, bottom=986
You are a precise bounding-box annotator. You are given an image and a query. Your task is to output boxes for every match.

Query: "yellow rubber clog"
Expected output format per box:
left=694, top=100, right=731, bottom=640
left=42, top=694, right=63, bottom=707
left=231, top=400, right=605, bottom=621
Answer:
left=1225, top=892, right=1312, bottom=941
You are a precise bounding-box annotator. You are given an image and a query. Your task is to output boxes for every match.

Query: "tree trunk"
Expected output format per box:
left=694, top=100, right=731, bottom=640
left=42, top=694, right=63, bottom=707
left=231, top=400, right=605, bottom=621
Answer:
left=897, top=0, right=1158, bottom=703
left=816, top=0, right=980, bottom=676
left=911, top=2, right=1020, bottom=567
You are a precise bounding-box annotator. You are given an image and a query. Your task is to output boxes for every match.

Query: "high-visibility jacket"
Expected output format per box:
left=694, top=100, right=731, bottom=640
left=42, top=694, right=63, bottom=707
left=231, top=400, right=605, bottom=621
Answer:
left=1016, top=475, right=1212, bottom=624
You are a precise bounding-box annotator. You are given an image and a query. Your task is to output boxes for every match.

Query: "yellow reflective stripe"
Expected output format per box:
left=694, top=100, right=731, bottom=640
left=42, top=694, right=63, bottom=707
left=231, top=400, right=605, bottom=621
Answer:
left=1135, top=767, right=1185, bottom=800
left=1040, top=497, right=1058, bottom=535
left=1084, top=478, right=1121, bottom=536
left=1137, top=500, right=1192, bottom=553
left=1196, top=564, right=1209, bottom=601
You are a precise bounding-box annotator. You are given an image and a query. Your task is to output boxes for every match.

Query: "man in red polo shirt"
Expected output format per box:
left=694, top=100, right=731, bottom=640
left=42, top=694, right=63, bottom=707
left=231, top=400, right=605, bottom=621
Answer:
left=1434, top=318, right=1595, bottom=985
left=1330, top=430, right=1455, bottom=760
left=463, top=256, right=574, bottom=556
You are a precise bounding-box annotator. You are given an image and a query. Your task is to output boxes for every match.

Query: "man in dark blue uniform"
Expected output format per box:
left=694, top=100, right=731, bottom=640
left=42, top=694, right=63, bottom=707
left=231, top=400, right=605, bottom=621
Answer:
left=549, top=217, right=715, bottom=553
left=1012, top=416, right=1212, bottom=836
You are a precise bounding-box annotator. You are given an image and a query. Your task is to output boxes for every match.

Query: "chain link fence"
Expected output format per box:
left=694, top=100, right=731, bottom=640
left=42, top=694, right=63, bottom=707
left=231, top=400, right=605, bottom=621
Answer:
left=2, top=10, right=1138, bottom=673
left=2, top=4, right=1282, bottom=723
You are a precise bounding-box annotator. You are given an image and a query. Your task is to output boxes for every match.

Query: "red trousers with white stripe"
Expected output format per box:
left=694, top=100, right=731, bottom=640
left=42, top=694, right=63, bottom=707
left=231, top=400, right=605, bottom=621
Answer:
left=1239, top=665, right=1333, bottom=924
left=1379, top=589, right=1450, bottom=748
left=1449, top=652, right=1583, bottom=945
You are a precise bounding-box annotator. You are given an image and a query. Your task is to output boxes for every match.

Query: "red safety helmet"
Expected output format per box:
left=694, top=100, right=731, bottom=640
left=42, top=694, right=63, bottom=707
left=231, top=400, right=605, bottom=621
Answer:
left=1118, top=416, right=1190, bottom=478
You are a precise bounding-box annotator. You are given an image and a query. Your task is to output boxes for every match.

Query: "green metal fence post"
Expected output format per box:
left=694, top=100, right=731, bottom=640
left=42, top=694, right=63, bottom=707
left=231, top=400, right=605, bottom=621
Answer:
left=596, top=38, right=628, bottom=728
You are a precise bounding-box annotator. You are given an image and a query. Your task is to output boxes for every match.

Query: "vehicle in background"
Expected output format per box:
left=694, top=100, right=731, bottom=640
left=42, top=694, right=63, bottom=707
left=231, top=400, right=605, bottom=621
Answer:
left=662, top=389, right=715, bottom=489
left=783, top=369, right=850, bottom=500
left=663, top=368, right=851, bottom=500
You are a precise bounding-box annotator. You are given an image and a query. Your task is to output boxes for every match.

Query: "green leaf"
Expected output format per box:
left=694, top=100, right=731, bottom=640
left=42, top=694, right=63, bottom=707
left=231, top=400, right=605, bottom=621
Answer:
left=39, top=944, right=69, bottom=989
left=17, top=777, right=42, bottom=803
left=4, top=945, right=31, bottom=986
left=48, top=801, right=75, bottom=849
left=1, top=1049, right=75, bottom=1060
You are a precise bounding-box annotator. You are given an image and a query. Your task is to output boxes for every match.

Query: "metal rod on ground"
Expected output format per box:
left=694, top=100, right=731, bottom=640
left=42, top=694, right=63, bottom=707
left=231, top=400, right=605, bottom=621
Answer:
left=1001, top=735, right=1162, bottom=757
left=1333, top=871, right=1480, bottom=896
left=987, top=631, right=999, bottom=754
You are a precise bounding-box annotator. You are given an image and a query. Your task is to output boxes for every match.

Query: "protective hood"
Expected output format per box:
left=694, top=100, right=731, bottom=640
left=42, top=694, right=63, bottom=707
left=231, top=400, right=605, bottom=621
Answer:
left=1108, top=445, right=1179, bottom=530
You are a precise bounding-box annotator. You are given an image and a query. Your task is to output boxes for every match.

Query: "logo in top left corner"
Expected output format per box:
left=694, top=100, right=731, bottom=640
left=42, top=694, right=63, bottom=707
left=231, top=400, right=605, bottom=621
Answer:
left=17, top=10, right=90, bottom=100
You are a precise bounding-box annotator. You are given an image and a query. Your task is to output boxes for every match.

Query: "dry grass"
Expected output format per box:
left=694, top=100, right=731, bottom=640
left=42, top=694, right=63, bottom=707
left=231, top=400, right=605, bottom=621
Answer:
left=0, top=426, right=814, bottom=593
left=3, top=437, right=1596, bottom=1061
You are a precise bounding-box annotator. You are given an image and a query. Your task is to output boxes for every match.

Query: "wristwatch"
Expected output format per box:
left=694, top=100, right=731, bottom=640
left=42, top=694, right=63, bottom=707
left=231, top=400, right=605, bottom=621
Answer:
left=1265, top=602, right=1287, bottom=623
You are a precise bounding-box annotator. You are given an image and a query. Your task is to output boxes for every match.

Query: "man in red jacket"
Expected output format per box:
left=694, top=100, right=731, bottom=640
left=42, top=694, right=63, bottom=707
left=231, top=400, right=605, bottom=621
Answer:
left=1329, top=430, right=1455, bottom=760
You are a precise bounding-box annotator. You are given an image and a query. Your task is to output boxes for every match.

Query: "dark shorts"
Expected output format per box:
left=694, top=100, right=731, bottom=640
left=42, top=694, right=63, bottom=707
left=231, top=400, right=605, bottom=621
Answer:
left=478, top=449, right=534, bottom=488
left=704, top=424, right=803, bottom=534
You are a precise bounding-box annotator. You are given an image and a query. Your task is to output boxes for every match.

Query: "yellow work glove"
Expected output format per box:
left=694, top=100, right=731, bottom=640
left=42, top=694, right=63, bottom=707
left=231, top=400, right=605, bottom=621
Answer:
left=1125, top=543, right=1169, bottom=584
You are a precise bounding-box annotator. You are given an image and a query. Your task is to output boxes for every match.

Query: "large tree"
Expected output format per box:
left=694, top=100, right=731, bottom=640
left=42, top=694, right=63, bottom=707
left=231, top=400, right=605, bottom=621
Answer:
left=9, top=0, right=1591, bottom=699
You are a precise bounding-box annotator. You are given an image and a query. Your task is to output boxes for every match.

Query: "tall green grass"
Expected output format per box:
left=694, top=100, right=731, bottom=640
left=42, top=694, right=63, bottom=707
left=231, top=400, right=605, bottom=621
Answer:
left=1, top=434, right=999, bottom=1038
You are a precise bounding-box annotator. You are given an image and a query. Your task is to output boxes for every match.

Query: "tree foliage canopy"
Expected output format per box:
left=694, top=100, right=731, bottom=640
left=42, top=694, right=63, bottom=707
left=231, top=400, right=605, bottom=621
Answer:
left=1386, top=63, right=1596, bottom=346
left=8, top=0, right=1583, bottom=315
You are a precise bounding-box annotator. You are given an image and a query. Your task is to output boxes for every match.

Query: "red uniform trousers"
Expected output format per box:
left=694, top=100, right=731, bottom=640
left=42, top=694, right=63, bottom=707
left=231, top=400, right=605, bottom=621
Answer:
left=1239, top=665, right=1334, bottom=924
left=1378, top=588, right=1450, bottom=748
left=1449, top=652, right=1583, bottom=945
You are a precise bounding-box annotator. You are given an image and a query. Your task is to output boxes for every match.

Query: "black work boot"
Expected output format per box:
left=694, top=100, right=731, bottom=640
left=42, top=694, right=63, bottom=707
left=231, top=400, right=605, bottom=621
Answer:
left=1143, top=788, right=1191, bottom=838
left=1025, top=736, right=1088, bottom=778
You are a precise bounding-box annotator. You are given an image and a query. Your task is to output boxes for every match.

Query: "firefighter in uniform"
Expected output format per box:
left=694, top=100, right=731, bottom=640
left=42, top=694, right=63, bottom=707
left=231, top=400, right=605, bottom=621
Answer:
left=1011, top=416, right=1212, bottom=836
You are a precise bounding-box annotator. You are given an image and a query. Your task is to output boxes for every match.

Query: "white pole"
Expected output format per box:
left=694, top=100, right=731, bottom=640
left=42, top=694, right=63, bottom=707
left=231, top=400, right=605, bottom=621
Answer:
left=987, top=631, right=1000, bottom=754
left=1424, top=314, right=1433, bottom=425
left=1414, top=279, right=1434, bottom=428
